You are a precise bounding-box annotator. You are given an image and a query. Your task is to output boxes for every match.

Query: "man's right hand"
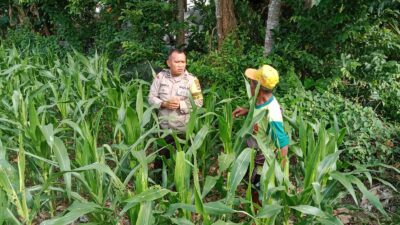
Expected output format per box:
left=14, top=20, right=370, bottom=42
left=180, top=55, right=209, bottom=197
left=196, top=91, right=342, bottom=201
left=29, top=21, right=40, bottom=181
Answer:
left=232, top=107, right=249, bottom=118
left=162, top=99, right=180, bottom=109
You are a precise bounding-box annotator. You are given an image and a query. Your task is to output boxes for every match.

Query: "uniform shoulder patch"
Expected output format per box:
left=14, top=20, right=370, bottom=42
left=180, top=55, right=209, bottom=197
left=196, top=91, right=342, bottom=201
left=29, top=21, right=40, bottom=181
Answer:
left=156, top=71, right=168, bottom=79
left=193, top=78, right=201, bottom=90
left=190, top=77, right=202, bottom=98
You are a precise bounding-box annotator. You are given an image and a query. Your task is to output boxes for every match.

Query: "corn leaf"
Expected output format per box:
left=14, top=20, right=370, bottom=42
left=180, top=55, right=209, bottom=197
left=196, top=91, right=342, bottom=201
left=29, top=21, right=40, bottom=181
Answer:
left=374, top=177, right=397, bottom=192
left=0, top=160, right=24, bottom=219
left=27, top=100, right=40, bottom=140
left=374, top=163, right=400, bottom=174
left=41, top=202, right=99, bottom=225
left=290, top=205, right=326, bottom=217
left=227, top=148, right=253, bottom=205
left=124, top=106, right=140, bottom=145
left=349, top=175, right=387, bottom=216
left=53, top=137, right=72, bottom=198
left=0, top=207, right=22, bottom=225
left=303, top=140, right=320, bottom=188
left=206, top=201, right=239, bottom=215
left=60, top=119, right=84, bottom=138
left=136, top=84, right=144, bottom=124
left=218, top=153, right=235, bottom=173
left=212, top=220, right=244, bottom=225
left=1, top=64, right=22, bottom=76
left=174, top=151, right=189, bottom=203
left=0, top=140, right=5, bottom=160
left=317, top=216, right=344, bottom=225
left=186, top=125, right=209, bottom=157
left=299, top=118, right=307, bottom=156
left=40, top=124, right=55, bottom=148
left=170, top=218, right=195, bottom=225
left=141, top=106, right=155, bottom=128
left=193, top=151, right=210, bottom=224
left=330, top=172, right=358, bottom=205
left=202, top=176, right=219, bottom=198
left=74, top=163, right=124, bottom=190
left=121, top=188, right=171, bottom=215
left=256, top=204, right=283, bottom=218
left=166, top=201, right=242, bottom=216
left=136, top=201, right=152, bottom=225
left=316, top=150, right=341, bottom=182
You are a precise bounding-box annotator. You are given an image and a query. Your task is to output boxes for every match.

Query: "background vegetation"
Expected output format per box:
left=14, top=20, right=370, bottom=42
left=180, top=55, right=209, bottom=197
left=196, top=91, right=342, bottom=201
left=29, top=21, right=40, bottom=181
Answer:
left=0, top=0, right=399, bottom=224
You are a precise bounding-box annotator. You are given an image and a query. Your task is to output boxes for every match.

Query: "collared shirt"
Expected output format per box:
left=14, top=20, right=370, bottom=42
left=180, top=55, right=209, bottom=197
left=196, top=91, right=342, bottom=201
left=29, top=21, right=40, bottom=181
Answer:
left=149, top=69, right=203, bottom=132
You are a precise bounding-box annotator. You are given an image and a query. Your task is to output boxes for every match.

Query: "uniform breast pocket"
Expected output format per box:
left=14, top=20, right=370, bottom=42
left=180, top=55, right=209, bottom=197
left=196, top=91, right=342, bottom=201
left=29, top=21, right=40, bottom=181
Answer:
left=160, top=86, right=169, bottom=94
left=176, top=86, right=189, bottom=97
left=159, top=84, right=170, bottom=99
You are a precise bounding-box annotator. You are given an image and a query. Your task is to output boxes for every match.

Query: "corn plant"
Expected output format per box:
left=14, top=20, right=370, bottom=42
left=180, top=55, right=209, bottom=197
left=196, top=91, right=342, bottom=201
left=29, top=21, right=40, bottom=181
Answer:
left=248, top=112, right=395, bottom=225
left=0, top=45, right=397, bottom=224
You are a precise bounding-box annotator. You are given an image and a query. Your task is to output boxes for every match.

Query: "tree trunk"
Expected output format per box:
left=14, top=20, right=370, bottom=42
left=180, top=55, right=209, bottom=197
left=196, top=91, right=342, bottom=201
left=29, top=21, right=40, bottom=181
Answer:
left=176, top=0, right=186, bottom=48
left=304, top=0, right=313, bottom=9
left=215, top=0, right=222, bottom=49
left=215, top=0, right=237, bottom=50
left=304, top=0, right=320, bottom=9
left=264, top=0, right=282, bottom=56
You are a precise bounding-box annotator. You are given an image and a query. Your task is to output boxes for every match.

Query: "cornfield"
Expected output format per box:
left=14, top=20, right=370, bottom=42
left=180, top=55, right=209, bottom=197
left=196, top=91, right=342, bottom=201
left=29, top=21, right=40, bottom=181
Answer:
left=0, top=46, right=397, bottom=225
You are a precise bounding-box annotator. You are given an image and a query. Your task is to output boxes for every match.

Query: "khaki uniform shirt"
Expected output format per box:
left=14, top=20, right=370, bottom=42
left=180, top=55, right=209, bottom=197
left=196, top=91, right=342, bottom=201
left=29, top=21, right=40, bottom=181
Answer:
left=149, top=69, right=203, bottom=132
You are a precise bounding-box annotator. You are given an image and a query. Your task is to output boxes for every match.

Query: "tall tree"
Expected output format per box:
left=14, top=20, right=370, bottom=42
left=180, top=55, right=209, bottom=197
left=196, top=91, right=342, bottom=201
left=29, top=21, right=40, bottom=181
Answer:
left=264, top=0, right=321, bottom=56
left=264, top=0, right=281, bottom=56
left=176, top=0, right=186, bottom=47
left=215, top=0, right=237, bottom=50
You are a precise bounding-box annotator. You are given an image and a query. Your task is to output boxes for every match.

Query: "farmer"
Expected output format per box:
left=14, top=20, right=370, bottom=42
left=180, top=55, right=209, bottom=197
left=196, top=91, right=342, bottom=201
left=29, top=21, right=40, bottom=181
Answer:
left=148, top=48, right=203, bottom=166
left=232, top=65, right=289, bottom=177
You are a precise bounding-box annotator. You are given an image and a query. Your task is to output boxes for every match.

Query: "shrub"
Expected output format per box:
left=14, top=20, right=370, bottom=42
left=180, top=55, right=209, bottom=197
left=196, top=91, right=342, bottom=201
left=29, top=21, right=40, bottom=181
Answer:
left=2, top=27, right=66, bottom=57
left=188, top=40, right=297, bottom=94
left=280, top=88, right=399, bottom=164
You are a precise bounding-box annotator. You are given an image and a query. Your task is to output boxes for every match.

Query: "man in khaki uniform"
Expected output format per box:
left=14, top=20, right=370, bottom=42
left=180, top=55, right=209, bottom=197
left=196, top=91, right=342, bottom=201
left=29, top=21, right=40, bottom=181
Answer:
left=149, top=49, right=203, bottom=133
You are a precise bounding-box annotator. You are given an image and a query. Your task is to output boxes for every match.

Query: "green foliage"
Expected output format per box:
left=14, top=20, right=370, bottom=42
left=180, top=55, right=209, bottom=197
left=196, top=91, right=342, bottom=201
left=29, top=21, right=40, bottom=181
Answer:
left=275, top=0, right=400, bottom=121
left=185, top=0, right=215, bottom=53
left=234, top=0, right=265, bottom=49
left=1, top=27, right=65, bottom=56
left=0, top=45, right=398, bottom=224
left=1, top=0, right=400, bottom=221
left=339, top=51, right=400, bottom=121
left=112, top=1, right=176, bottom=65
left=188, top=40, right=277, bottom=93
left=280, top=88, right=399, bottom=164
left=0, top=1, right=94, bottom=52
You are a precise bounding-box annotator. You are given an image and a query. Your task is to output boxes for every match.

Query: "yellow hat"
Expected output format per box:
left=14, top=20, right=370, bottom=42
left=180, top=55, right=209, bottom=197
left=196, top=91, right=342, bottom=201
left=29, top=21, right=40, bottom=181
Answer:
left=245, top=65, right=279, bottom=90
